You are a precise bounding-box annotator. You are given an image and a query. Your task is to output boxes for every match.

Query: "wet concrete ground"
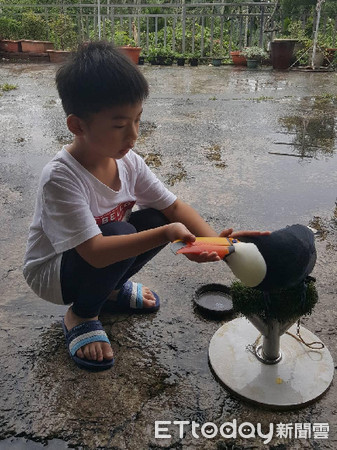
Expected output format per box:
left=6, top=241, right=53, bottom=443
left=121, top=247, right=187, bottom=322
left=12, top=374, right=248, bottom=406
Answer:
left=0, top=62, right=336, bottom=449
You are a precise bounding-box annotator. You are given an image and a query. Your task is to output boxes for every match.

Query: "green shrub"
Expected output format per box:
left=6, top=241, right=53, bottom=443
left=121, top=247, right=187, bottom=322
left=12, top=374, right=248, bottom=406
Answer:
left=242, top=46, right=268, bottom=61
left=49, top=14, right=78, bottom=50
left=112, top=28, right=136, bottom=47
left=0, top=17, right=22, bottom=40
left=21, top=11, right=48, bottom=40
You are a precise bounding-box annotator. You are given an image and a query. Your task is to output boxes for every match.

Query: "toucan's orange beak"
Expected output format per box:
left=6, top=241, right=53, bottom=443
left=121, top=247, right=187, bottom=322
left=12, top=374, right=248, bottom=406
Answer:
left=171, top=237, right=238, bottom=259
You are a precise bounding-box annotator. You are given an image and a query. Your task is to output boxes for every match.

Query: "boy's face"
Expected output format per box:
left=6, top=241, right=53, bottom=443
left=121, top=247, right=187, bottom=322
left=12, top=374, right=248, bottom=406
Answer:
left=79, top=102, right=143, bottom=160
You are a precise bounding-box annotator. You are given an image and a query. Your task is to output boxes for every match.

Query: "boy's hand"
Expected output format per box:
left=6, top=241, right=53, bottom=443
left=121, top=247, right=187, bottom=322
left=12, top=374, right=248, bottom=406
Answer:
left=219, top=228, right=271, bottom=238
left=184, top=251, right=221, bottom=263
left=185, top=228, right=271, bottom=263
left=166, top=223, right=219, bottom=263
left=165, top=222, right=196, bottom=244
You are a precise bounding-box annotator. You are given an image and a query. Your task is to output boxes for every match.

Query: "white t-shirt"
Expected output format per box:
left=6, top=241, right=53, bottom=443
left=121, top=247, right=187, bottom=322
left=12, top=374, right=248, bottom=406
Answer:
left=23, top=146, right=176, bottom=305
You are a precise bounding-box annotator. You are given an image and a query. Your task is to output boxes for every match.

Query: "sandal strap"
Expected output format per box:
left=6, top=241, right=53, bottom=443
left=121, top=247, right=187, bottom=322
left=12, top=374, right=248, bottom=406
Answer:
left=66, top=320, right=110, bottom=356
left=127, top=281, right=143, bottom=309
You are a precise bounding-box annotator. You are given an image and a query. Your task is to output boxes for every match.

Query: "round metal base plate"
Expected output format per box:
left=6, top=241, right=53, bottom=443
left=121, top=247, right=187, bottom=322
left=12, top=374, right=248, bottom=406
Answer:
left=194, top=284, right=233, bottom=317
left=209, top=317, right=334, bottom=410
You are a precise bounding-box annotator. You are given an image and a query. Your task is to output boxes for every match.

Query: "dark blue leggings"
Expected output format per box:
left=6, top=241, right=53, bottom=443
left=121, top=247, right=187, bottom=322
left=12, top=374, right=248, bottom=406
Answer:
left=60, top=208, right=169, bottom=318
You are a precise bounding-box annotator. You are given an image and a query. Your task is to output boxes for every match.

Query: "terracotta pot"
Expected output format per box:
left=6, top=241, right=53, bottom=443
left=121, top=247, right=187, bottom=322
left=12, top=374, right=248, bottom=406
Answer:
left=47, top=49, right=71, bottom=63
left=118, top=46, right=142, bottom=65
left=230, top=51, right=247, bottom=66
left=21, top=40, right=54, bottom=53
left=0, top=39, right=22, bottom=53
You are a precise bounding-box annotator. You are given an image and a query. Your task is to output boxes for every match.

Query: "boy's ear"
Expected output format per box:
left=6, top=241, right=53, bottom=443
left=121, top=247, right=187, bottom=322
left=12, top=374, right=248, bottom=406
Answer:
left=67, top=114, right=86, bottom=136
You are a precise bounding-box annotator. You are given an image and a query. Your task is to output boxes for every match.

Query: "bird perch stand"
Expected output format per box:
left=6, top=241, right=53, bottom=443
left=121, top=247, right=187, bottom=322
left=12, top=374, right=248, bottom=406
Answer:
left=209, top=280, right=334, bottom=409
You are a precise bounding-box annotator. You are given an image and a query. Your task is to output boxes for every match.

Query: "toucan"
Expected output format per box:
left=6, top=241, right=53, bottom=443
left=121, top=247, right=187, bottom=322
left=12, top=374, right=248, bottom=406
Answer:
left=172, top=224, right=316, bottom=291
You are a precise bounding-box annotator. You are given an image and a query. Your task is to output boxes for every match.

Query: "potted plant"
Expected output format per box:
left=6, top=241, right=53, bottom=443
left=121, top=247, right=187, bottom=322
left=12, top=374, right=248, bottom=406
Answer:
left=20, top=11, right=54, bottom=53
left=211, top=40, right=226, bottom=66
left=230, top=50, right=246, bottom=66
left=188, top=51, right=200, bottom=67
left=146, top=46, right=174, bottom=66
left=114, top=25, right=142, bottom=65
left=156, top=47, right=174, bottom=65
left=147, top=46, right=160, bottom=65
left=0, top=17, right=22, bottom=52
left=118, top=39, right=142, bottom=65
left=47, top=14, right=77, bottom=62
left=138, top=55, right=145, bottom=65
left=242, top=46, right=268, bottom=68
left=175, top=52, right=186, bottom=66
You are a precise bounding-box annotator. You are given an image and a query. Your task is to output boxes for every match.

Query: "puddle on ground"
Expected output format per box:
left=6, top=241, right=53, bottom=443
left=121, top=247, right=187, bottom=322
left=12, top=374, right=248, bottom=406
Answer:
left=279, top=114, right=335, bottom=157
left=166, top=161, right=187, bottom=186
left=205, top=144, right=228, bottom=169
left=277, top=95, right=336, bottom=158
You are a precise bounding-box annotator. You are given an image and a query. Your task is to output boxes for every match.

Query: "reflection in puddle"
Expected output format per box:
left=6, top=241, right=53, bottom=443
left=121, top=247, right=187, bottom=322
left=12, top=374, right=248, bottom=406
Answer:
left=279, top=112, right=335, bottom=158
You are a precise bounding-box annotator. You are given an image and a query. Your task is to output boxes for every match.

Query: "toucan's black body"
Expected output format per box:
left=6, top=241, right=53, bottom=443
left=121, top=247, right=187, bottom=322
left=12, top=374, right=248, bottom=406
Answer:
left=239, top=224, right=316, bottom=292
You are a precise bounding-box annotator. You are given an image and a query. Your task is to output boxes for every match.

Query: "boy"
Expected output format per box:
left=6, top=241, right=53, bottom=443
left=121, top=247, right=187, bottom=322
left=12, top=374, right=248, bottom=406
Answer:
left=23, top=41, right=264, bottom=371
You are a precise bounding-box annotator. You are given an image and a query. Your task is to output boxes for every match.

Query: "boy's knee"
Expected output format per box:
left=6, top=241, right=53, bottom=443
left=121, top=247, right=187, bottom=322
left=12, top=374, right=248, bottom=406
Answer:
left=129, top=208, right=169, bottom=231
left=146, top=208, right=169, bottom=228
left=100, top=221, right=137, bottom=237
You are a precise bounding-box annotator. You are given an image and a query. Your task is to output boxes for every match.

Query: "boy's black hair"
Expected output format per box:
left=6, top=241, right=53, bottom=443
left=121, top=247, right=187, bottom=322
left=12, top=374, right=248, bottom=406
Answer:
left=56, top=41, right=149, bottom=118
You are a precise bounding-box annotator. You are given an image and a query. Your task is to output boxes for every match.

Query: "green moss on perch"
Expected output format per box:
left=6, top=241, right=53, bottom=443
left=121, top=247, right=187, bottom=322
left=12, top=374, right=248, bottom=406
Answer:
left=230, top=279, right=318, bottom=322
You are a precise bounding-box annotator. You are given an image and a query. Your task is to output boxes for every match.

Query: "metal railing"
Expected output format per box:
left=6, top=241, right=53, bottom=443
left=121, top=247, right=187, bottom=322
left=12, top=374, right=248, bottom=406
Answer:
left=1, top=2, right=279, bottom=56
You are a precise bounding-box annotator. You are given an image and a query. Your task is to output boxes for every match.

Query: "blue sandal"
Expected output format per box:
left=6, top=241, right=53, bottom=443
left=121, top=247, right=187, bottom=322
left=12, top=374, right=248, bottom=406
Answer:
left=102, top=281, right=160, bottom=314
left=62, top=319, right=114, bottom=371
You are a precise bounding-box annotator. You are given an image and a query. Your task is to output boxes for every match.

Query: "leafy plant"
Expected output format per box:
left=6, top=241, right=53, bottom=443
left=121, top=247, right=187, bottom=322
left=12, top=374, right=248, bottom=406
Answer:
left=155, top=46, right=173, bottom=58
left=0, top=17, right=22, bottom=40
left=21, top=11, right=48, bottom=40
left=242, top=46, right=268, bottom=61
left=211, top=39, right=227, bottom=58
left=113, top=29, right=136, bottom=47
left=174, top=52, right=185, bottom=59
left=49, top=14, right=78, bottom=50
left=186, top=51, right=201, bottom=59
left=284, top=20, right=312, bottom=46
left=146, top=45, right=173, bottom=64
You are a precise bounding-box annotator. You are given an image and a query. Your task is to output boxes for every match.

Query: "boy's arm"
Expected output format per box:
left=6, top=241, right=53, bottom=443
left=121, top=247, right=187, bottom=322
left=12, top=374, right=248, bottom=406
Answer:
left=161, top=199, right=270, bottom=263
left=161, top=199, right=222, bottom=263
left=76, top=222, right=195, bottom=269
left=161, top=199, right=270, bottom=238
left=161, top=199, right=218, bottom=237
